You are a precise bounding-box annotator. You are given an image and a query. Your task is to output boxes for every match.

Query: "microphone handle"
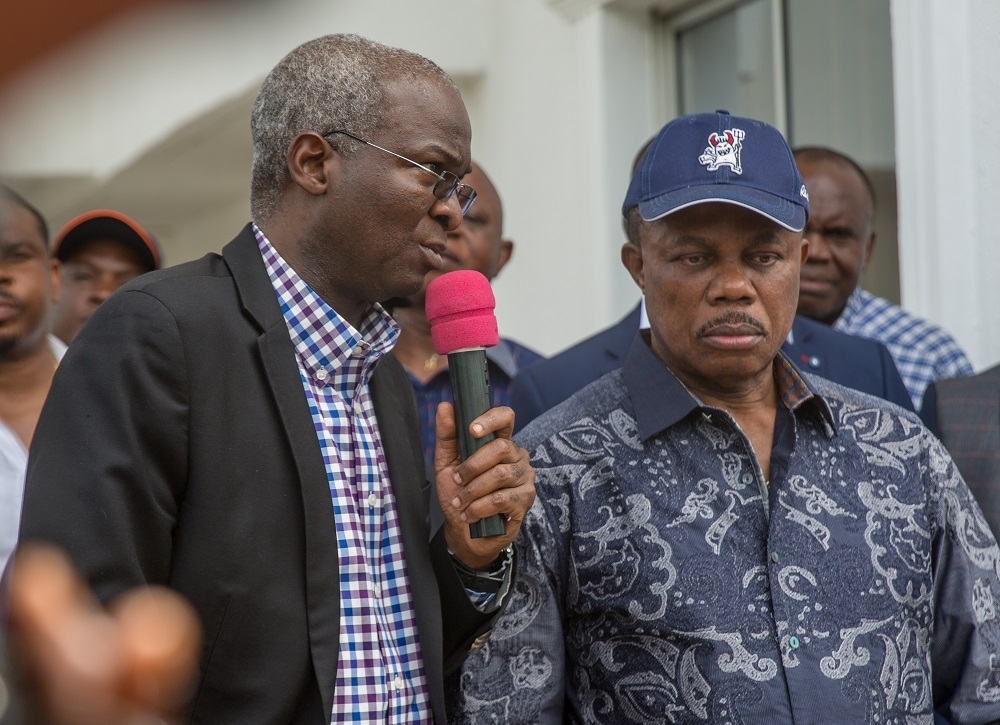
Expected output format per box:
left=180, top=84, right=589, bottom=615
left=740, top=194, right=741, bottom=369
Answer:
left=448, top=348, right=507, bottom=539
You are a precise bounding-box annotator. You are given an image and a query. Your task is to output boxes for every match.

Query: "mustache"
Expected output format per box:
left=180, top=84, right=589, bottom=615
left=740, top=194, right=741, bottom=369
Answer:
left=697, top=311, right=766, bottom=336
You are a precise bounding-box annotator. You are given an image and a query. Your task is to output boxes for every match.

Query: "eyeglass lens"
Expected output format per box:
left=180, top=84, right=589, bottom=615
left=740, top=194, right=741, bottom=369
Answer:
left=432, top=173, right=476, bottom=214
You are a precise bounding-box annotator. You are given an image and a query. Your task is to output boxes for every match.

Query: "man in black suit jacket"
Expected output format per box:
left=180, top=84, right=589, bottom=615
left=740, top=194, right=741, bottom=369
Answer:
left=18, top=34, right=535, bottom=724
left=921, top=363, right=1000, bottom=537
left=513, top=301, right=912, bottom=432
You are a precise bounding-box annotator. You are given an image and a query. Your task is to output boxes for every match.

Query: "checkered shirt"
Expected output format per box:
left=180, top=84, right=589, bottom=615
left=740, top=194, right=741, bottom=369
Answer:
left=255, top=226, right=431, bottom=723
left=834, top=287, right=974, bottom=411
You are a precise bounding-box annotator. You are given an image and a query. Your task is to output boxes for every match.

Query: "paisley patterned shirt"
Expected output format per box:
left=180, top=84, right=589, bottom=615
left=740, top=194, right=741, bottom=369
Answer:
left=451, top=335, right=1000, bottom=725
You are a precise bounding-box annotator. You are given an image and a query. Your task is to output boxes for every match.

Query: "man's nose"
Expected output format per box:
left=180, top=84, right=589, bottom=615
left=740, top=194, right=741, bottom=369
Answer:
left=432, top=193, right=465, bottom=232
left=89, top=276, right=120, bottom=304
left=708, top=261, right=755, bottom=302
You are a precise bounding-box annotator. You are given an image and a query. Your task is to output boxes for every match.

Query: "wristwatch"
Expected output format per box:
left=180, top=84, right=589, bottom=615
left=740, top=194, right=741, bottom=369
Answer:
left=451, top=545, right=513, bottom=594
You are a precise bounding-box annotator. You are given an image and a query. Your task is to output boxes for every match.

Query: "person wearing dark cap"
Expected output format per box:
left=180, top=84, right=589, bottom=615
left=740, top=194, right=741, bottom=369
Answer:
left=452, top=112, right=1000, bottom=724
left=49, top=209, right=161, bottom=345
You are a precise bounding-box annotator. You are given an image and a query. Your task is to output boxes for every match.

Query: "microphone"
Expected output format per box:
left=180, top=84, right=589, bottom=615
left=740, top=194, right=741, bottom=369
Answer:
left=425, top=270, right=507, bottom=539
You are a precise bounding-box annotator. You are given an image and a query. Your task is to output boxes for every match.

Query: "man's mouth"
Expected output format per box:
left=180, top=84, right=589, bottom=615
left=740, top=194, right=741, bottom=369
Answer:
left=798, top=276, right=835, bottom=294
left=420, top=242, right=445, bottom=269
left=0, top=296, right=24, bottom=322
left=698, top=315, right=766, bottom=350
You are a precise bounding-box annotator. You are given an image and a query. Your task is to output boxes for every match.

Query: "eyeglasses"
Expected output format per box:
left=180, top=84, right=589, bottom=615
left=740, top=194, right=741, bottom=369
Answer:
left=322, top=129, right=477, bottom=215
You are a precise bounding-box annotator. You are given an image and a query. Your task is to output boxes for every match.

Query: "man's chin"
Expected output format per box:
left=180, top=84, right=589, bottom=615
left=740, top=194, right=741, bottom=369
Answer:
left=796, top=294, right=839, bottom=324
left=0, top=332, right=24, bottom=358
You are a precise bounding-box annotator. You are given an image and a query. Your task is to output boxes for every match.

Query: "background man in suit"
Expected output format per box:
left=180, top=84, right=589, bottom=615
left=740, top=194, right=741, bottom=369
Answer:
left=391, top=162, right=543, bottom=462
left=18, top=34, right=535, bottom=723
left=921, top=364, right=1000, bottom=536
left=793, top=146, right=973, bottom=410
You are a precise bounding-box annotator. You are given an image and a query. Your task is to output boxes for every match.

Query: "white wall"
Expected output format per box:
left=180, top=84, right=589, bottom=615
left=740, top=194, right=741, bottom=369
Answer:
left=7, top=0, right=995, bottom=366
left=0, top=0, right=656, bottom=357
left=891, top=0, right=1000, bottom=371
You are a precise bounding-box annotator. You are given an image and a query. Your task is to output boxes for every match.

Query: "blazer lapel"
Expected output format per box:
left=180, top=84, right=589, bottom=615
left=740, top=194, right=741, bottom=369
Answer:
left=223, top=226, right=341, bottom=720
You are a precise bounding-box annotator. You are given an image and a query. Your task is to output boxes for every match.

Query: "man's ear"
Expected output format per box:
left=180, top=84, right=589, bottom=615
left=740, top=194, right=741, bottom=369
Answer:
left=286, top=132, right=334, bottom=197
left=621, top=242, right=645, bottom=293
left=49, top=259, right=61, bottom=304
left=495, top=238, right=514, bottom=276
left=800, top=235, right=809, bottom=265
left=862, top=230, right=877, bottom=272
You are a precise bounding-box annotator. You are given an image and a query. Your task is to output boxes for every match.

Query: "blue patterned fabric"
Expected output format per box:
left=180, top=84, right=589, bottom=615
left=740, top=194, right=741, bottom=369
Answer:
left=834, top=288, right=973, bottom=411
left=452, top=335, right=1000, bottom=725
left=254, top=226, right=432, bottom=724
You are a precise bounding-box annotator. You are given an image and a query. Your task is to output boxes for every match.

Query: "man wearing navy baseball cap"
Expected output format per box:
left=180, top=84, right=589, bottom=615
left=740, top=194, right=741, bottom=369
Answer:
left=453, top=111, right=1000, bottom=724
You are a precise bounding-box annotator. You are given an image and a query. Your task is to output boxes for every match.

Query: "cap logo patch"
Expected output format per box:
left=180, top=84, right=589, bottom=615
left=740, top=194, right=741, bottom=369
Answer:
left=698, top=128, right=745, bottom=175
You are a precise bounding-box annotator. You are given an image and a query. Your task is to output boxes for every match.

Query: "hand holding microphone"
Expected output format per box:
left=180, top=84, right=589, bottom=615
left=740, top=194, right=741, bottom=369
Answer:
left=425, top=271, right=536, bottom=565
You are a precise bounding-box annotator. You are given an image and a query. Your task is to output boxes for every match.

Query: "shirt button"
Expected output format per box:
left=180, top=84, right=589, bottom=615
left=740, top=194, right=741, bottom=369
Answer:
left=789, top=636, right=800, bottom=649
left=393, top=675, right=403, bottom=690
left=367, top=492, right=378, bottom=508
left=770, top=552, right=779, bottom=563
left=315, top=368, right=328, bottom=381
left=741, top=473, right=754, bottom=485
left=353, top=342, right=370, bottom=357
left=373, top=583, right=382, bottom=598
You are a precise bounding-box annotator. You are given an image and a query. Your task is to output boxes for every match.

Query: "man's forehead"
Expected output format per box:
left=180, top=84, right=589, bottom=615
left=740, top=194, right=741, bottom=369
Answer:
left=0, top=202, right=46, bottom=248
left=382, top=76, right=471, bottom=167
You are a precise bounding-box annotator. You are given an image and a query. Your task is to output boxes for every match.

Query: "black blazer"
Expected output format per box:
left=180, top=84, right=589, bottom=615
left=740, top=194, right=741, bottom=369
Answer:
left=921, top=364, right=1000, bottom=537
left=512, top=303, right=913, bottom=431
left=20, top=225, right=493, bottom=723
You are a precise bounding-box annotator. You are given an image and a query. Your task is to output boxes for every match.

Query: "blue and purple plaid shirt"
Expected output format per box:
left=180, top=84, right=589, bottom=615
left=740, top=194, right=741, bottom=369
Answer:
left=834, top=288, right=974, bottom=411
left=255, top=226, right=431, bottom=723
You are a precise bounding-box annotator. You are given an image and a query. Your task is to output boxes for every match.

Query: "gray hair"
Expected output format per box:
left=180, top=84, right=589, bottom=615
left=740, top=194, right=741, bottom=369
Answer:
left=249, top=34, right=456, bottom=221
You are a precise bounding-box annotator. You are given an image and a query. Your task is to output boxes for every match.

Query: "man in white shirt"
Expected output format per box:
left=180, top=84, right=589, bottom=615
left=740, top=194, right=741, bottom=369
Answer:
left=0, top=186, right=63, bottom=577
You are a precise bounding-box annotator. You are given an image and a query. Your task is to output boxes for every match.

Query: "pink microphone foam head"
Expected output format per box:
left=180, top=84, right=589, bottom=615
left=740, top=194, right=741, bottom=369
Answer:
left=425, top=270, right=499, bottom=354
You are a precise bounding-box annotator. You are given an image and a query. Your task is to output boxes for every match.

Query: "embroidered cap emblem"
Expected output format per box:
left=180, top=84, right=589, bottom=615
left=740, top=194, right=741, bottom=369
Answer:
left=698, top=128, right=745, bottom=175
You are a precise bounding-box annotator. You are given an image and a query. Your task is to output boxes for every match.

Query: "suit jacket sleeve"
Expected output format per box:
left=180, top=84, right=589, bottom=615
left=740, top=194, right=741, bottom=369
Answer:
left=511, top=366, right=548, bottom=434
left=20, top=289, right=187, bottom=602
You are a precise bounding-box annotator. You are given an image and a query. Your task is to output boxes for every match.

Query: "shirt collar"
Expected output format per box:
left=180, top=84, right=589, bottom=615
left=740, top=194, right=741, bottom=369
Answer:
left=253, top=224, right=399, bottom=380
left=48, top=334, right=67, bottom=362
left=485, top=340, right=519, bottom=378
left=623, top=333, right=835, bottom=441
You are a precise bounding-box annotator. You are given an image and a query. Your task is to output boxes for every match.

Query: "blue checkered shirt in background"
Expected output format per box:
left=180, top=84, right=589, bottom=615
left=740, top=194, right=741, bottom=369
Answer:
left=834, top=288, right=974, bottom=411
left=255, top=226, right=432, bottom=723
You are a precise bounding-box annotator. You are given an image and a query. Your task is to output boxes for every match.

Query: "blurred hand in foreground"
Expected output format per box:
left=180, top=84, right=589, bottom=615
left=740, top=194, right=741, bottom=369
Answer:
left=3, top=545, right=201, bottom=725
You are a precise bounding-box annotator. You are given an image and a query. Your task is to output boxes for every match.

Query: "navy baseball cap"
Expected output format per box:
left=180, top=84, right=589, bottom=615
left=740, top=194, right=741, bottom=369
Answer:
left=622, top=110, right=809, bottom=232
